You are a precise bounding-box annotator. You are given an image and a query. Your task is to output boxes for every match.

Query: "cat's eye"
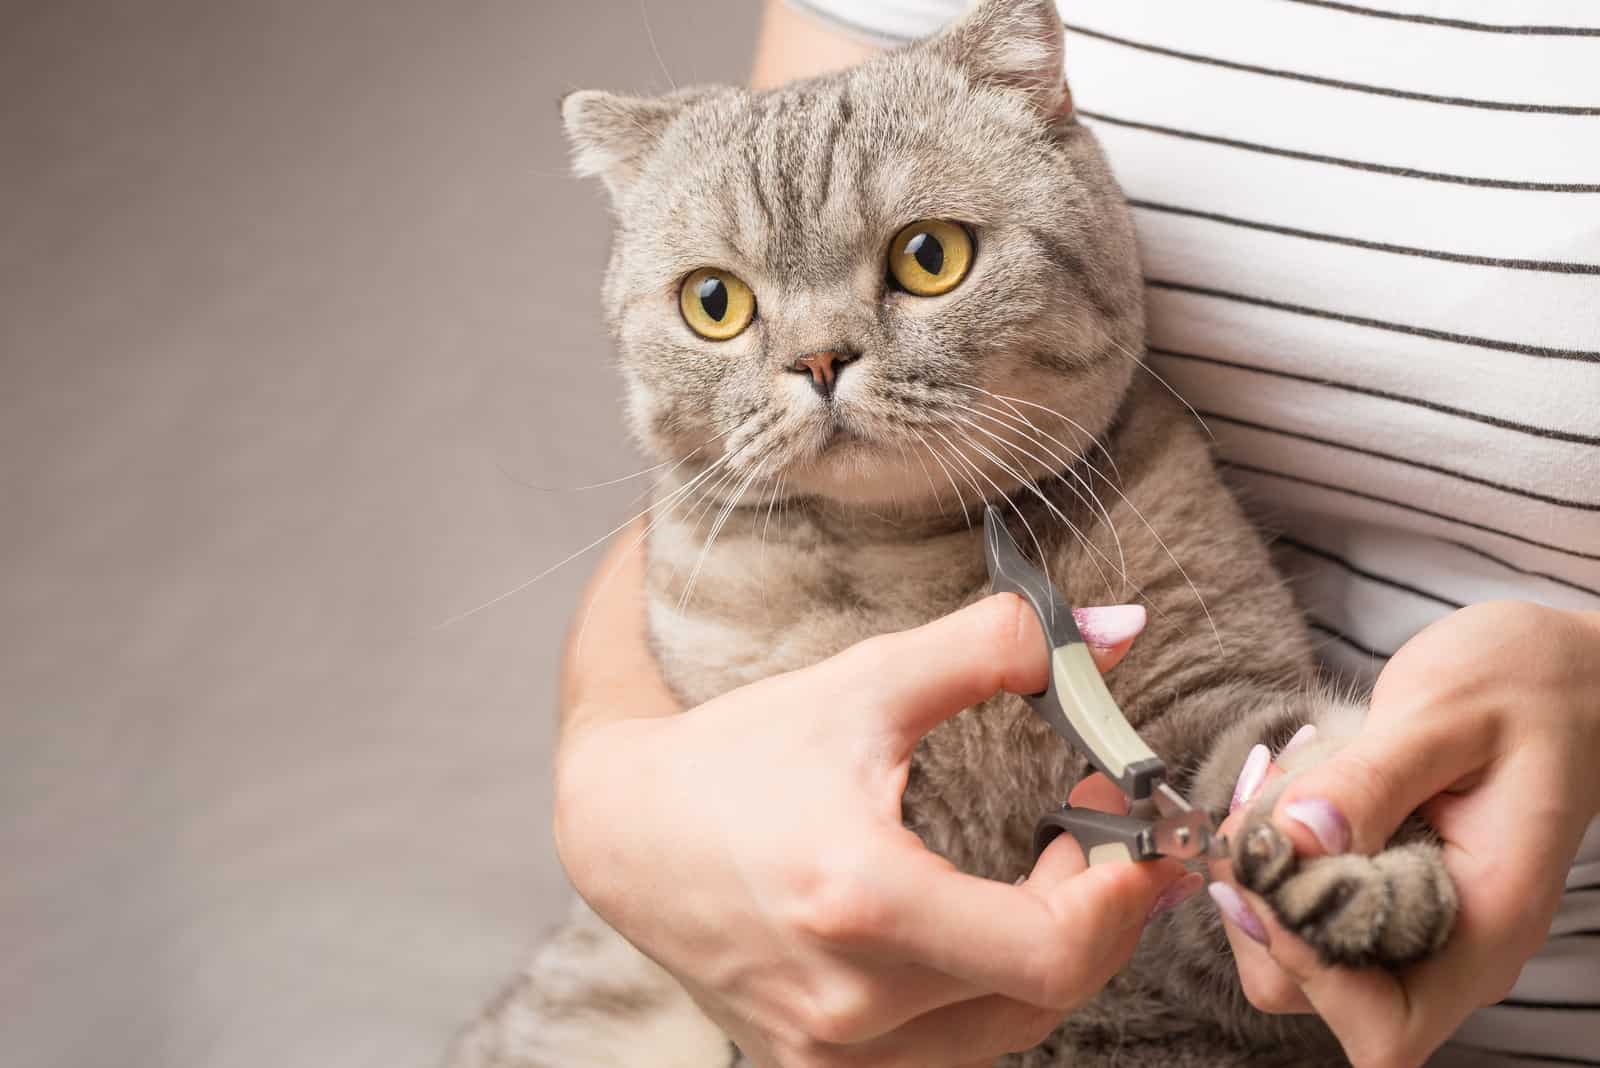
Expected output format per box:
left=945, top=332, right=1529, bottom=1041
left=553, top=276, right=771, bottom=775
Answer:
left=887, top=220, right=973, bottom=297
left=679, top=268, right=756, bottom=341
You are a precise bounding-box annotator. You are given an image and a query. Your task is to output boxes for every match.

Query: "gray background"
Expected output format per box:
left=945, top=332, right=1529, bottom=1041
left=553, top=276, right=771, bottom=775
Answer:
left=1, top=1, right=759, bottom=1064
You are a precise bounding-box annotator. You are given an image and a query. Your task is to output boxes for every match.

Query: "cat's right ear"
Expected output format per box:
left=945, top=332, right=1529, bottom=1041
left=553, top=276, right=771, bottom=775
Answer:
left=933, top=0, right=1072, bottom=124
left=560, top=90, right=684, bottom=199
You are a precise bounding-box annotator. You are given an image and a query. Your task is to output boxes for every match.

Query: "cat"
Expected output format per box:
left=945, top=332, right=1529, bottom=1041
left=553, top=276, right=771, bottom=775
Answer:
left=451, top=1, right=1456, bottom=1064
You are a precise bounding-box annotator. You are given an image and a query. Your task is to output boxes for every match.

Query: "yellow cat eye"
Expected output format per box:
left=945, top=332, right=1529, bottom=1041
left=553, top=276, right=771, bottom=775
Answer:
left=887, top=220, right=974, bottom=297
left=679, top=268, right=756, bottom=341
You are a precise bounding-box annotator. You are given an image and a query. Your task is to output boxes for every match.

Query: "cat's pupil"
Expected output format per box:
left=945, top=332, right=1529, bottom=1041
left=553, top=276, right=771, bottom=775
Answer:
left=697, top=277, right=729, bottom=321
left=906, top=232, right=944, bottom=276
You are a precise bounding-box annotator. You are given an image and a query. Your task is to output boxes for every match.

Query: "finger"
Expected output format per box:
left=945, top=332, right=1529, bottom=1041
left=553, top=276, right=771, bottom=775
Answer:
left=1066, top=771, right=1130, bottom=815
left=1271, top=709, right=1497, bottom=858
left=1207, top=862, right=1314, bottom=1015
left=1076, top=604, right=1146, bottom=673
left=880, top=847, right=1183, bottom=1008
left=842, top=595, right=1140, bottom=757
left=1222, top=879, right=1447, bottom=1068
left=1208, top=762, right=1315, bottom=1014
left=838, top=594, right=1046, bottom=755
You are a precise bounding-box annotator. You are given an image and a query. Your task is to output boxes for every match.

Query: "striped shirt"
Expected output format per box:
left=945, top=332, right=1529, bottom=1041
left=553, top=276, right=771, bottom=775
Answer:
left=791, top=1, right=1600, bottom=1062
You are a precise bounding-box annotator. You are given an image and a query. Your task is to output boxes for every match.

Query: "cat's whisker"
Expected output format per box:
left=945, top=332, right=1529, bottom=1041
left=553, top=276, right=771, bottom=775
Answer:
left=495, top=453, right=686, bottom=494
left=688, top=460, right=768, bottom=604
left=919, top=434, right=973, bottom=529
left=943, top=423, right=1108, bottom=602
left=901, top=438, right=952, bottom=521
left=674, top=436, right=761, bottom=533
left=568, top=456, right=735, bottom=665
left=760, top=472, right=784, bottom=566
left=951, top=432, right=1059, bottom=611
left=981, top=388, right=1124, bottom=487
left=943, top=418, right=1117, bottom=595
left=926, top=426, right=994, bottom=530
left=965, top=405, right=1134, bottom=586
left=620, top=424, right=742, bottom=508
left=990, top=409, right=1222, bottom=655
left=553, top=427, right=748, bottom=640
left=442, top=450, right=733, bottom=629
left=677, top=460, right=743, bottom=530
left=969, top=394, right=1216, bottom=647
left=960, top=408, right=1130, bottom=588
left=1099, top=333, right=1215, bottom=442
left=953, top=383, right=1107, bottom=476
left=636, top=0, right=678, bottom=92
left=678, top=457, right=772, bottom=614
left=961, top=419, right=1180, bottom=628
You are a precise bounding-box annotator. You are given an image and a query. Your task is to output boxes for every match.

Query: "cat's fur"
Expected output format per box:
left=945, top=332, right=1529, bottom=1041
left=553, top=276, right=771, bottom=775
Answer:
left=453, top=2, right=1456, bottom=1063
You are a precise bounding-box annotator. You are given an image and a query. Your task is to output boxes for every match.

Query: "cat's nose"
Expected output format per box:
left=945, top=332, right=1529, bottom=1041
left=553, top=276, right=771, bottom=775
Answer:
left=789, top=349, right=858, bottom=399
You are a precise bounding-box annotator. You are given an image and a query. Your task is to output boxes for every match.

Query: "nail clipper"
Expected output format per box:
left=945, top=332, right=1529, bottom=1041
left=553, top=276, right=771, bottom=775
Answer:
left=982, top=505, right=1228, bottom=867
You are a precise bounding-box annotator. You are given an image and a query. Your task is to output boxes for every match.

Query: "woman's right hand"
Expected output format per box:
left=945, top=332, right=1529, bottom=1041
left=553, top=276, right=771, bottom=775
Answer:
left=555, top=572, right=1183, bottom=1067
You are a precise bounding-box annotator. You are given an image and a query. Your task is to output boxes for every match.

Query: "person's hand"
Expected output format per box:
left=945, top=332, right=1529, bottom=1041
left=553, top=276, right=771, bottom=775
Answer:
left=555, top=591, right=1186, bottom=1067
left=1208, top=601, right=1600, bottom=1068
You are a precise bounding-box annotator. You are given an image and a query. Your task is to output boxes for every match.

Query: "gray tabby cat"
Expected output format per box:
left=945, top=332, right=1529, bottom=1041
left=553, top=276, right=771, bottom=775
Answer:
left=453, top=1, right=1456, bottom=1064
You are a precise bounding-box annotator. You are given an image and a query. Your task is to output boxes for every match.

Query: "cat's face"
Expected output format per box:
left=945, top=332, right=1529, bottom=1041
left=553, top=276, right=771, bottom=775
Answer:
left=564, top=0, right=1143, bottom=512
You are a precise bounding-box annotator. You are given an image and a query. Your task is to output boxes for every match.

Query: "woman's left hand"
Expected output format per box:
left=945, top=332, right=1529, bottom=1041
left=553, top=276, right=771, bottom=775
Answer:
left=1212, top=601, right=1600, bottom=1068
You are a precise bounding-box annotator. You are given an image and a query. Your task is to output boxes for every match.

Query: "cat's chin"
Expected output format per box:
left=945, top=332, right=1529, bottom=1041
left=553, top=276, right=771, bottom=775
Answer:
left=784, top=439, right=960, bottom=516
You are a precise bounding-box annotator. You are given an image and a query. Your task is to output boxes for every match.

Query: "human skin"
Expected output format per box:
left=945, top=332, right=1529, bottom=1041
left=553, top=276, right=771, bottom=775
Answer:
left=555, top=524, right=1185, bottom=1066
left=1206, top=601, right=1600, bottom=1068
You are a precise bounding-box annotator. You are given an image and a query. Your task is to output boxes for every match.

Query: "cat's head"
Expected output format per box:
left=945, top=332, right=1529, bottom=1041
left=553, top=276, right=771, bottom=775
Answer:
left=562, top=0, right=1143, bottom=513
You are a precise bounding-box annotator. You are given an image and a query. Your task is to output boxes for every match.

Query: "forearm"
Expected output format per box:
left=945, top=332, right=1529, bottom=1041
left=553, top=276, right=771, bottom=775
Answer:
left=558, top=521, right=680, bottom=744
left=750, top=0, right=883, bottom=89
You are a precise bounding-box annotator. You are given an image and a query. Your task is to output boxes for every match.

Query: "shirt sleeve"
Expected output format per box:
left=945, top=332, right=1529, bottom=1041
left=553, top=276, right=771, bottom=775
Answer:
left=786, top=0, right=970, bottom=44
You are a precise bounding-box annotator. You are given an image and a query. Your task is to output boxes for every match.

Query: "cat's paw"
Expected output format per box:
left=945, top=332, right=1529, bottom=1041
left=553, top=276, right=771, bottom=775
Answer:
left=1231, top=819, right=1457, bottom=968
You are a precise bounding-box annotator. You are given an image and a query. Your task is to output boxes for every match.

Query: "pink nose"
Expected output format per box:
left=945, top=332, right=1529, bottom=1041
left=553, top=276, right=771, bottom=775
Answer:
left=790, top=350, right=856, bottom=398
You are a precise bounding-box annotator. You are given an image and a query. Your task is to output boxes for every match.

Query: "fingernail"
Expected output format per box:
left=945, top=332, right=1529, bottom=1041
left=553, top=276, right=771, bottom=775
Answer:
left=1280, top=723, right=1317, bottom=758
left=1230, top=744, right=1271, bottom=813
left=1208, top=882, right=1269, bottom=946
left=1149, top=871, right=1204, bottom=918
left=1281, top=798, right=1351, bottom=855
left=1073, top=604, right=1146, bottom=648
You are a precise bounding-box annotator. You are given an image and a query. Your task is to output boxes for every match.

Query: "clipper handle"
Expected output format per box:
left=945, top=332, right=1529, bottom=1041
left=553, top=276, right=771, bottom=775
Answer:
left=1032, top=804, right=1159, bottom=866
left=982, top=508, right=1165, bottom=800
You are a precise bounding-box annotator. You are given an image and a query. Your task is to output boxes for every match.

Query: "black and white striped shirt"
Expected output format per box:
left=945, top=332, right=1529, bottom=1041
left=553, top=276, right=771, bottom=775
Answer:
left=793, top=1, right=1600, bottom=1061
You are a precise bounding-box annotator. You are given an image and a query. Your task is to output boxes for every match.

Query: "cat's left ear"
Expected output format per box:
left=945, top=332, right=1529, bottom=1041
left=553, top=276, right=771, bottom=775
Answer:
left=560, top=89, right=692, bottom=199
left=934, top=0, right=1072, bottom=122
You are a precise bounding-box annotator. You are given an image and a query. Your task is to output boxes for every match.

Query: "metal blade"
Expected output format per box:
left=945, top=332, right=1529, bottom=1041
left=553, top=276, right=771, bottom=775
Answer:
left=1151, top=781, right=1192, bottom=817
left=1149, top=809, right=1216, bottom=860
left=1147, top=782, right=1228, bottom=861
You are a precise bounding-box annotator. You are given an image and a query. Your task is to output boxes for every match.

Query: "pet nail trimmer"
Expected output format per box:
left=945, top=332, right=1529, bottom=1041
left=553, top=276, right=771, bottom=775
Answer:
left=982, top=505, right=1225, bottom=866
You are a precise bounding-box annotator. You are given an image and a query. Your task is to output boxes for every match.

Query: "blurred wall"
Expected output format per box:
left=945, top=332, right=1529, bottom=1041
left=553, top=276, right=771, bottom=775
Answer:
left=0, top=1, right=759, bottom=1065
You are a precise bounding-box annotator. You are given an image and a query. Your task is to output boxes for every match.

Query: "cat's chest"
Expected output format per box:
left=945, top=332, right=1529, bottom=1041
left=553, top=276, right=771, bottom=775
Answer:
left=644, top=515, right=988, bottom=707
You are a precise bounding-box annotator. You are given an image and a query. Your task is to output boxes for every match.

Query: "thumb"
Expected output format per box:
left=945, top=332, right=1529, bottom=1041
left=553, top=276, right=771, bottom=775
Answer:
left=1272, top=712, right=1494, bottom=857
left=836, top=595, right=1145, bottom=756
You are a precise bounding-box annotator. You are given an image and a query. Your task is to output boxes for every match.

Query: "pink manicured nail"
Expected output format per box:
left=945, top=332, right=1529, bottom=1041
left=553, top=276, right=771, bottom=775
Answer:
left=1282, top=798, right=1351, bottom=855
left=1149, top=872, right=1205, bottom=918
left=1208, top=882, right=1269, bottom=946
left=1280, top=723, right=1317, bottom=758
left=1230, top=744, right=1271, bottom=813
left=1073, top=604, right=1146, bottom=648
